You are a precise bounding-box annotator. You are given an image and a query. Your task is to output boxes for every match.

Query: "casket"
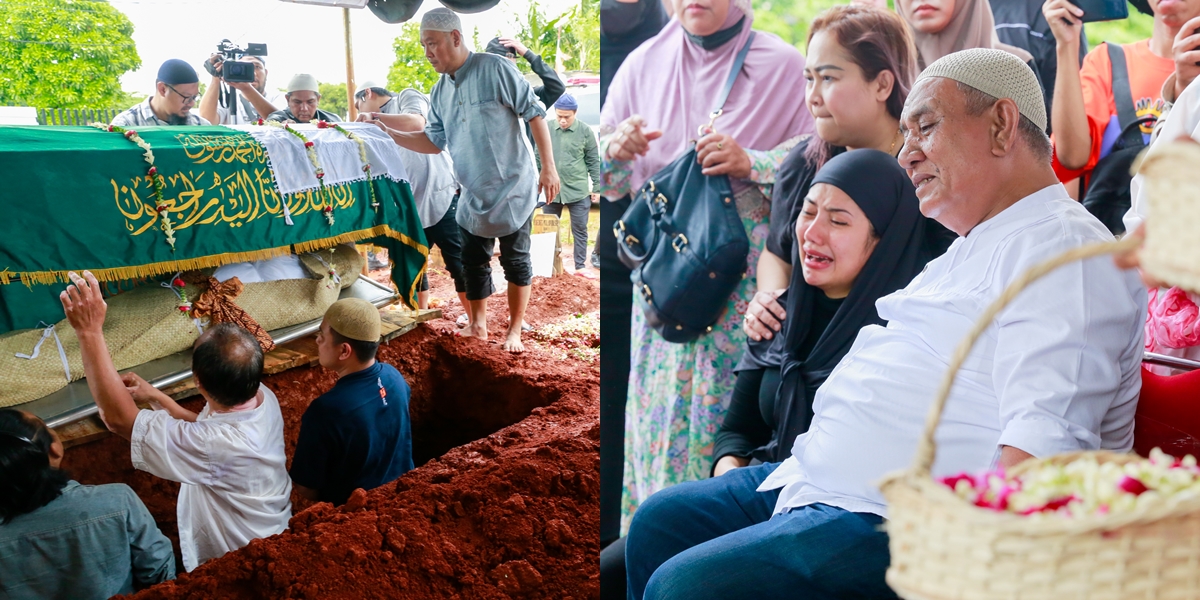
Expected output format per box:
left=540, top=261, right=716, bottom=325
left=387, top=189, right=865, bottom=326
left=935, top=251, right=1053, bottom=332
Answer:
left=0, top=122, right=429, bottom=415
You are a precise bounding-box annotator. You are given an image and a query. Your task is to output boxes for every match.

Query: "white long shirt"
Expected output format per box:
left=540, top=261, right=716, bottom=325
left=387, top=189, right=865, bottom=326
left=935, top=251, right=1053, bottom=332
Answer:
left=1123, top=76, right=1200, bottom=372
left=130, top=384, right=292, bottom=571
left=760, top=184, right=1147, bottom=517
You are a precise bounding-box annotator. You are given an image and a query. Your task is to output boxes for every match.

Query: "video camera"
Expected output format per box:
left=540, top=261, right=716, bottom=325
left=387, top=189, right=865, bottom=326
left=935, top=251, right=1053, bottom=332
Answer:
left=206, top=40, right=268, bottom=84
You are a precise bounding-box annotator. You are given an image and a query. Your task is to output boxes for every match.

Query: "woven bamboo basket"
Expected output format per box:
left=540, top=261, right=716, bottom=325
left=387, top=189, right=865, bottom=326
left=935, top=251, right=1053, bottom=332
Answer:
left=879, top=233, right=1200, bottom=600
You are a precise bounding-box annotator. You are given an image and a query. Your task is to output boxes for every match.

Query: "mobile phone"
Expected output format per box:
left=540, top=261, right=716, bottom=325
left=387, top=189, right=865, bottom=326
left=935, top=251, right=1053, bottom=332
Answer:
left=1066, top=0, right=1129, bottom=22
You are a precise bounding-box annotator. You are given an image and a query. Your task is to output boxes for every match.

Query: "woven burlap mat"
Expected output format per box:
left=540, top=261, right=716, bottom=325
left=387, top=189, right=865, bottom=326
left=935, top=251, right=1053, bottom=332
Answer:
left=0, top=245, right=365, bottom=408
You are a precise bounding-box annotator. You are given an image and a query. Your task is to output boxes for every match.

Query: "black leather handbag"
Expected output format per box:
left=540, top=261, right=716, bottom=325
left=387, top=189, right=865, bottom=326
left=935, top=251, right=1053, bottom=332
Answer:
left=614, top=32, right=755, bottom=343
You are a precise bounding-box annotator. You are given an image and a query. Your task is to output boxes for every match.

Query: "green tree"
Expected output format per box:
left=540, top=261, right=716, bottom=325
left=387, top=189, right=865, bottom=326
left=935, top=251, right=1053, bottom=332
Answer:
left=512, top=1, right=570, bottom=73
left=318, top=82, right=348, bottom=120
left=751, top=0, right=1156, bottom=53
left=750, top=0, right=837, bottom=49
left=560, top=0, right=600, bottom=72
left=0, top=0, right=141, bottom=109
left=388, top=22, right=440, bottom=93
left=1085, top=11, right=1155, bottom=49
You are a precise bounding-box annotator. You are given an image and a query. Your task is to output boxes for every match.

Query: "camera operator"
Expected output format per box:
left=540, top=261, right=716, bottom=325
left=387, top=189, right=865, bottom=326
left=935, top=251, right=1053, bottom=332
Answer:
left=111, top=59, right=210, bottom=127
left=265, top=74, right=342, bottom=124
left=198, top=54, right=281, bottom=125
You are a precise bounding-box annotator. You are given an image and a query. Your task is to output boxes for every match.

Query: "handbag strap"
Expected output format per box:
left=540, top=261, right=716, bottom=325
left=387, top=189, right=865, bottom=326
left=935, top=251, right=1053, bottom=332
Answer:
left=710, top=31, right=757, bottom=121
left=1106, top=42, right=1144, bottom=149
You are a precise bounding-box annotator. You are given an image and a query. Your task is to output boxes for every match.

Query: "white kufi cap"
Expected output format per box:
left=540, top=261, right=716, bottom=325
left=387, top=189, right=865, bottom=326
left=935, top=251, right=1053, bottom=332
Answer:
left=421, top=8, right=462, bottom=33
left=916, top=48, right=1047, bottom=131
left=287, top=73, right=320, bottom=94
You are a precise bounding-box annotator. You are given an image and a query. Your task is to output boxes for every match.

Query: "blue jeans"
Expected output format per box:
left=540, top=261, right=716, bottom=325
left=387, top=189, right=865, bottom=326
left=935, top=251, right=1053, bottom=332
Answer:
left=625, top=463, right=898, bottom=600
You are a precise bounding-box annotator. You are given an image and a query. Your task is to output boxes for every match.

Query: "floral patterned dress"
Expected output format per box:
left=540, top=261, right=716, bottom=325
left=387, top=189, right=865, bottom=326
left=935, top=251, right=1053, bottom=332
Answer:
left=599, top=136, right=798, bottom=532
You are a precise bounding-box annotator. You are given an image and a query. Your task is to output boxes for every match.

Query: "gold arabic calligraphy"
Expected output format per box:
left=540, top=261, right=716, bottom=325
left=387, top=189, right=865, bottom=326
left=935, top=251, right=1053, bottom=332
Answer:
left=112, top=134, right=357, bottom=235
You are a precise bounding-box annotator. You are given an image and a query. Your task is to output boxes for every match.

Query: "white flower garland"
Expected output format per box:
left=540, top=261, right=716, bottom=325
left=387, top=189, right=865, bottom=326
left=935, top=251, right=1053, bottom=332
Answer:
left=89, top=123, right=177, bottom=249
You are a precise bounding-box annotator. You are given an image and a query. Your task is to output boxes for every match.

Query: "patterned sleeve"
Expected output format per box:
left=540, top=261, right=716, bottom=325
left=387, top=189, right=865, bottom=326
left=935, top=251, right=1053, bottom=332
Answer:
left=746, top=135, right=803, bottom=188
left=598, top=132, right=635, bottom=198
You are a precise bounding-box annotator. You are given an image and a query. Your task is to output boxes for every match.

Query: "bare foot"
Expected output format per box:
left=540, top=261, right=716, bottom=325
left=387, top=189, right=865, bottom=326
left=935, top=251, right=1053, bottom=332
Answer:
left=503, top=327, right=525, bottom=353
left=459, top=323, right=487, bottom=340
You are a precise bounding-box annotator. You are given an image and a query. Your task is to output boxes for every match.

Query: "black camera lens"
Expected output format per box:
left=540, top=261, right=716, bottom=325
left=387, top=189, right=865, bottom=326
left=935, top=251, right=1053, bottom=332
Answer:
left=223, top=60, right=256, bottom=83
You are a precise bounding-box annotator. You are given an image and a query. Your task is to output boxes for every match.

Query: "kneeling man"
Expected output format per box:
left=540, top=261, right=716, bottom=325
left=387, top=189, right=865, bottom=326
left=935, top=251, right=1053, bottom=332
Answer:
left=624, top=48, right=1148, bottom=600
left=290, top=299, right=414, bottom=505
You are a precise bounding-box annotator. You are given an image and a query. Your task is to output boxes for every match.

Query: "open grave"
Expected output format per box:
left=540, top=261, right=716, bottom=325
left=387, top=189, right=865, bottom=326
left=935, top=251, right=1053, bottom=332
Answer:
left=56, top=272, right=600, bottom=599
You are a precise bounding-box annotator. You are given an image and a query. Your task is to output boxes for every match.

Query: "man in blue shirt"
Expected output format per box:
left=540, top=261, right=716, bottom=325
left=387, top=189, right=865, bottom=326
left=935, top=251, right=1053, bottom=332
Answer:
left=290, top=299, right=414, bottom=505
left=365, top=7, right=561, bottom=354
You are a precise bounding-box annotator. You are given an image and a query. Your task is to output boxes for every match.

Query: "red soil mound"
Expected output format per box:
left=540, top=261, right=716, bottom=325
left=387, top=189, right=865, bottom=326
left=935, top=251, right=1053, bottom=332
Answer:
left=62, top=273, right=600, bottom=599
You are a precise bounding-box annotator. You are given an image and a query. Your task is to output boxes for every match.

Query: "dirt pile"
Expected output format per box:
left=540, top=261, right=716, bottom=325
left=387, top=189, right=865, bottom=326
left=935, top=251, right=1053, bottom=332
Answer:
left=60, top=273, right=599, bottom=599
left=130, top=329, right=599, bottom=599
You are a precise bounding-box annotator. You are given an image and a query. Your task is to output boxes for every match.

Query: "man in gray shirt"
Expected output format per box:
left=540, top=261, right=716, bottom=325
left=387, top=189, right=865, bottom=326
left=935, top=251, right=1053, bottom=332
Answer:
left=368, top=8, right=561, bottom=353
left=356, top=81, right=467, bottom=314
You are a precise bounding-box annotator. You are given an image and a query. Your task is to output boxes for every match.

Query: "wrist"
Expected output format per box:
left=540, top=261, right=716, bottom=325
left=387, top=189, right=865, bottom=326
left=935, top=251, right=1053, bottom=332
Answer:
left=1056, top=40, right=1080, bottom=57
left=76, top=329, right=105, bottom=343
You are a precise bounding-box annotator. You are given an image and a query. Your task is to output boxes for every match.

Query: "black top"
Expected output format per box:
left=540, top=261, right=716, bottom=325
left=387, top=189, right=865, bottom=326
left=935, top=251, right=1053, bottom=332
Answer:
left=599, top=0, right=670, bottom=109
left=290, top=362, right=414, bottom=505
left=525, top=50, right=565, bottom=111
left=525, top=49, right=565, bottom=170
left=716, top=291, right=843, bottom=464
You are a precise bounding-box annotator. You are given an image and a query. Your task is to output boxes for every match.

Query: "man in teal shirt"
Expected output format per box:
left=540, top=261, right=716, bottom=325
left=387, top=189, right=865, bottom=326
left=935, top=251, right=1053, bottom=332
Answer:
left=544, top=92, right=601, bottom=273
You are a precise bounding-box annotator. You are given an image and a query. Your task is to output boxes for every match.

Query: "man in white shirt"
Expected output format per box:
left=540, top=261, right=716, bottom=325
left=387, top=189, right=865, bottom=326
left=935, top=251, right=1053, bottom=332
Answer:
left=355, top=80, right=467, bottom=312
left=60, top=272, right=292, bottom=572
left=624, top=49, right=1147, bottom=600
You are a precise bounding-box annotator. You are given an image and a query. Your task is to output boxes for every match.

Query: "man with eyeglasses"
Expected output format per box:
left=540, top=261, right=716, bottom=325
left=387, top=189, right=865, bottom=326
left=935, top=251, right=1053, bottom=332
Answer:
left=198, top=54, right=282, bottom=125
left=111, top=59, right=211, bottom=127
left=265, top=74, right=342, bottom=124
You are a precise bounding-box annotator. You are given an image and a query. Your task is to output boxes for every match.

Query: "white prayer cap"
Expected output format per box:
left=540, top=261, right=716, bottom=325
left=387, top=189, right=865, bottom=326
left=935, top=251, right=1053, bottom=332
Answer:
left=916, top=48, right=1047, bottom=131
left=421, top=8, right=462, bottom=33
left=287, top=73, right=320, bottom=94
left=355, top=80, right=382, bottom=95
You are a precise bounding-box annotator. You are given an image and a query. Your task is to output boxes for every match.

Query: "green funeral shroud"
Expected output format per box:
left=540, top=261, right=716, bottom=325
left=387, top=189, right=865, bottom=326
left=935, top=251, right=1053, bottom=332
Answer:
left=0, top=125, right=428, bottom=333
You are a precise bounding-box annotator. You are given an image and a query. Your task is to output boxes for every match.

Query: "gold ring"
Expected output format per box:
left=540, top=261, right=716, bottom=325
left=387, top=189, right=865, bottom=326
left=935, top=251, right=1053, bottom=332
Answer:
left=717, top=142, right=724, bottom=149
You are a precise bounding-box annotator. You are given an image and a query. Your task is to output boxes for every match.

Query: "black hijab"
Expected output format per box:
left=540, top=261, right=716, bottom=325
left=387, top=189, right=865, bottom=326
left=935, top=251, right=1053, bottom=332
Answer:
left=761, top=149, right=939, bottom=463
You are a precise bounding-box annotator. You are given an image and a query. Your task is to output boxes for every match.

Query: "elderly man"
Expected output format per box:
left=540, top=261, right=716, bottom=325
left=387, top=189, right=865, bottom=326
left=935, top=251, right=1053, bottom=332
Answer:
left=59, top=271, right=292, bottom=572
left=111, top=59, right=210, bottom=127
left=356, top=80, right=467, bottom=312
left=623, top=48, right=1147, bottom=600
left=544, top=92, right=600, bottom=274
left=368, top=8, right=561, bottom=353
left=198, top=54, right=282, bottom=125
left=265, top=74, right=342, bottom=123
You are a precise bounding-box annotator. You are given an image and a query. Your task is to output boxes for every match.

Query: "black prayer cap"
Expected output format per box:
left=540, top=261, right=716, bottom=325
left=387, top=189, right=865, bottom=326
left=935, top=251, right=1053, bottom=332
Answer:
left=157, top=59, right=199, bottom=85
left=485, top=37, right=515, bottom=58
